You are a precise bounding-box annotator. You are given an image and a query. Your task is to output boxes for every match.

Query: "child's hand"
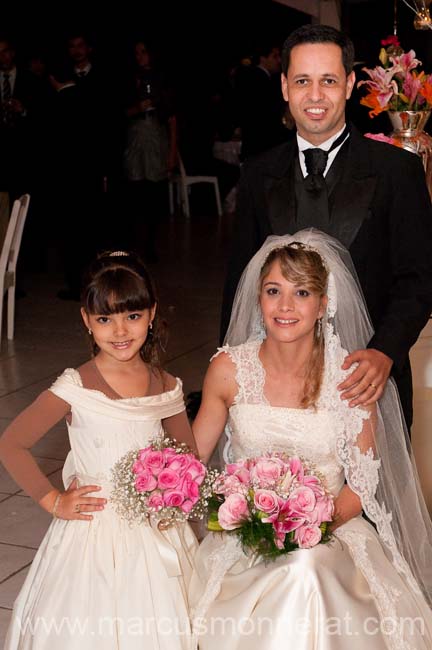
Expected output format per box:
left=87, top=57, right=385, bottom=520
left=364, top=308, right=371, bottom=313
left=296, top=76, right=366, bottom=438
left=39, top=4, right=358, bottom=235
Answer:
left=54, top=479, right=107, bottom=521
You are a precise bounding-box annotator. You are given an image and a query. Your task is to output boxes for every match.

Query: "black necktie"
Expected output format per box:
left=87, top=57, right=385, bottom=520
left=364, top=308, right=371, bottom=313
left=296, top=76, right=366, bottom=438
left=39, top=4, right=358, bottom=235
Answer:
left=303, top=125, right=350, bottom=193
left=300, top=126, right=350, bottom=228
left=303, top=126, right=349, bottom=192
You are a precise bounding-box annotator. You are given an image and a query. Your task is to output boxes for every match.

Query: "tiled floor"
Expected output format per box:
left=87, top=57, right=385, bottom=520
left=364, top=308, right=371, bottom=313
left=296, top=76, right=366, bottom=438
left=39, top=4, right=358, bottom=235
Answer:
left=0, top=212, right=230, bottom=644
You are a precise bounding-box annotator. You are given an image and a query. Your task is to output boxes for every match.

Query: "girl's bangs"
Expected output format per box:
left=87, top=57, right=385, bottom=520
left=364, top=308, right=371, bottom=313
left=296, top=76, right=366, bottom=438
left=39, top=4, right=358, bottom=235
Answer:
left=85, top=269, right=154, bottom=315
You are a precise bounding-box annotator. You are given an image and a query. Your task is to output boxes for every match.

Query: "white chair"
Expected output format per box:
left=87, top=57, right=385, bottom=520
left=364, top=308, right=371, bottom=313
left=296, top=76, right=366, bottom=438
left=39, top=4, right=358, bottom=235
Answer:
left=168, top=153, right=222, bottom=218
left=0, top=194, right=30, bottom=341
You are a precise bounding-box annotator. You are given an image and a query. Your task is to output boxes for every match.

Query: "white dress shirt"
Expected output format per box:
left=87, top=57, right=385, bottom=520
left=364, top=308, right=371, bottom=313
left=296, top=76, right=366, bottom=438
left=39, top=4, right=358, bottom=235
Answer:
left=297, top=124, right=349, bottom=178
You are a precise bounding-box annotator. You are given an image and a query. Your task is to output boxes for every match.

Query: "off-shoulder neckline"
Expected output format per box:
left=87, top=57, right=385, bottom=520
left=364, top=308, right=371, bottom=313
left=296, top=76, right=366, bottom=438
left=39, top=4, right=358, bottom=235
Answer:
left=63, top=367, right=182, bottom=404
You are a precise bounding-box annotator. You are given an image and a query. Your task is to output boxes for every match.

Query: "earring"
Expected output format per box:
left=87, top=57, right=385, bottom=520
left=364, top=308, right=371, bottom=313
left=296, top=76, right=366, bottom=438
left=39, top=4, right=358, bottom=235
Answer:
left=88, top=328, right=92, bottom=335
left=316, top=318, right=322, bottom=338
left=149, top=322, right=153, bottom=330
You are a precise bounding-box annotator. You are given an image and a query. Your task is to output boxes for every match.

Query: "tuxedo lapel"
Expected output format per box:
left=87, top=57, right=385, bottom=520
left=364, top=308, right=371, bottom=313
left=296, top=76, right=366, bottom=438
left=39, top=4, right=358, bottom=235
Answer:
left=330, top=129, right=377, bottom=248
left=263, top=129, right=377, bottom=247
left=265, top=141, right=297, bottom=234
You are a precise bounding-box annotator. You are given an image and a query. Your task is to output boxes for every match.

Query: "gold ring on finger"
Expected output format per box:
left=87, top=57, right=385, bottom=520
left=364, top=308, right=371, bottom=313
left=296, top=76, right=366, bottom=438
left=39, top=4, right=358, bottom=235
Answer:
left=369, top=383, right=377, bottom=390
left=74, top=503, right=81, bottom=513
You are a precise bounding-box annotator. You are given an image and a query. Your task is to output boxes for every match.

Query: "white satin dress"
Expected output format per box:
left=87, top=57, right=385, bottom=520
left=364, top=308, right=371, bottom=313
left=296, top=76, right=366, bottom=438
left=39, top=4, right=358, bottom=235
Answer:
left=5, top=369, right=197, bottom=650
left=189, top=341, right=432, bottom=650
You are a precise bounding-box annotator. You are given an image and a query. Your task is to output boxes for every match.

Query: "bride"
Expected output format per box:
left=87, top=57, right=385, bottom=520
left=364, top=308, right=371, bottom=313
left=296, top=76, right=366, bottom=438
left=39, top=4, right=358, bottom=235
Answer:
left=189, top=230, right=432, bottom=649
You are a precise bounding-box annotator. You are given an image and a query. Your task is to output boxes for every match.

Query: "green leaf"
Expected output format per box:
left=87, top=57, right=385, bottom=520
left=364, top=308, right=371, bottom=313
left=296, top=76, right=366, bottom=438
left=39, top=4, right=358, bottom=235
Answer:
left=207, top=511, right=224, bottom=531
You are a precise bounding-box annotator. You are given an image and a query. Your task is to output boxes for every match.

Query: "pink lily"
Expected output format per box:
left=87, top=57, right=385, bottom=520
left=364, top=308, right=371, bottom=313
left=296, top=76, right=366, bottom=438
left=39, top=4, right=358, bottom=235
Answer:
left=390, top=50, right=421, bottom=76
left=403, top=71, right=423, bottom=106
left=359, top=66, right=398, bottom=108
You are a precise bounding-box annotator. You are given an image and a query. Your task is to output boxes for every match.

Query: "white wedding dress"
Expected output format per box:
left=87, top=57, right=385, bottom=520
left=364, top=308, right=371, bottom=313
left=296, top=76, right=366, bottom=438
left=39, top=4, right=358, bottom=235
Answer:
left=5, top=369, right=197, bottom=650
left=189, top=340, right=432, bottom=650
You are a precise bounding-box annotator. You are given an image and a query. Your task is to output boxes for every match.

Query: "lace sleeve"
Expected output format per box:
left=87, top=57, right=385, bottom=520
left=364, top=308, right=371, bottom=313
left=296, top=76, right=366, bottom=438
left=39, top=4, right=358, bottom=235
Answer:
left=336, top=397, right=421, bottom=595
left=0, top=390, right=71, bottom=502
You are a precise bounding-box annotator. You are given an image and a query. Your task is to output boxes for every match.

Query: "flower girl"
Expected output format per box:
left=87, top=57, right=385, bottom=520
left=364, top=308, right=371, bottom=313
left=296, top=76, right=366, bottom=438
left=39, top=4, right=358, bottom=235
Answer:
left=0, top=251, right=197, bottom=649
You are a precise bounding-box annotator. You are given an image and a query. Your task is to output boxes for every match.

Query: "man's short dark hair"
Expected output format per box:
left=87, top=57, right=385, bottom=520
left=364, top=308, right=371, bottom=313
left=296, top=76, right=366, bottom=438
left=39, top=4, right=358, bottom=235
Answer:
left=281, top=24, right=355, bottom=76
left=252, top=41, right=279, bottom=65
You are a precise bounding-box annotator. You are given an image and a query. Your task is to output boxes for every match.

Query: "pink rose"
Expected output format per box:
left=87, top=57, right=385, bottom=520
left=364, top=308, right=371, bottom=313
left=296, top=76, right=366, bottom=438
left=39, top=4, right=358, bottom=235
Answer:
left=295, top=524, right=322, bottom=549
left=289, top=487, right=316, bottom=516
left=158, top=468, right=180, bottom=490
left=218, top=494, right=249, bottom=530
left=226, top=459, right=249, bottom=474
left=135, top=469, right=158, bottom=493
left=147, top=492, right=164, bottom=510
left=163, top=447, right=177, bottom=458
left=180, top=475, right=200, bottom=500
left=250, top=458, right=284, bottom=487
left=185, top=458, right=206, bottom=484
left=163, top=489, right=185, bottom=507
left=180, top=499, right=194, bottom=513
left=132, top=460, right=145, bottom=474
left=144, top=451, right=165, bottom=475
left=309, top=496, right=334, bottom=525
left=302, top=475, right=325, bottom=497
left=225, top=463, right=251, bottom=484
left=138, top=447, right=151, bottom=463
left=234, top=467, right=250, bottom=483
left=254, top=489, right=280, bottom=516
left=214, top=474, right=247, bottom=496
left=167, top=455, right=190, bottom=474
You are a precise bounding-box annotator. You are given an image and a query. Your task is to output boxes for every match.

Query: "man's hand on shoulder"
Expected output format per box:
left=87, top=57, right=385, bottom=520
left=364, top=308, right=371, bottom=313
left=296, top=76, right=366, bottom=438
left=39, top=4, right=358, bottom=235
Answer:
left=338, top=348, right=393, bottom=407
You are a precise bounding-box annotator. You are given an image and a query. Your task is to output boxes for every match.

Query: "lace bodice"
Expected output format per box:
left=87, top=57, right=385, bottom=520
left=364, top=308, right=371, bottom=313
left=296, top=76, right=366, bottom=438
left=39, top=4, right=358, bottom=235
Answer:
left=217, top=340, right=348, bottom=496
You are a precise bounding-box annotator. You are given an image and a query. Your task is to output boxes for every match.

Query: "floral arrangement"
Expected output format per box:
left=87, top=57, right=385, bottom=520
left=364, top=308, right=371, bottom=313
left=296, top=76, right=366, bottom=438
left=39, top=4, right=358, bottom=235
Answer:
left=364, top=133, right=402, bottom=146
left=358, top=35, right=432, bottom=117
left=111, top=438, right=217, bottom=526
left=207, top=453, right=334, bottom=561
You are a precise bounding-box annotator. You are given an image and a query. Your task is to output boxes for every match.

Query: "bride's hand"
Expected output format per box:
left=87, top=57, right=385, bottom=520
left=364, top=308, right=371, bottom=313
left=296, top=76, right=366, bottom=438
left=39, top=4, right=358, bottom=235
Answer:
left=337, top=348, right=393, bottom=408
left=329, top=486, right=362, bottom=532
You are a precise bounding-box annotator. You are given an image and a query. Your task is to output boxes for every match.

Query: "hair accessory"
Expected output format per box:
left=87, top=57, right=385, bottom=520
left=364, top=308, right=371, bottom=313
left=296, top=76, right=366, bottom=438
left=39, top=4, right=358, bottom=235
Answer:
left=52, top=493, right=62, bottom=518
left=266, top=241, right=330, bottom=274
left=108, top=251, right=129, bottom=257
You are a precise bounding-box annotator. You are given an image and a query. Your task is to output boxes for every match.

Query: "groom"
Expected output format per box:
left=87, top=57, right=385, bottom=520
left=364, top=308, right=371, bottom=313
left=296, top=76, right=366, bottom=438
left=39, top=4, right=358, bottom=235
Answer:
left=221, top=24, right=432, bottom=428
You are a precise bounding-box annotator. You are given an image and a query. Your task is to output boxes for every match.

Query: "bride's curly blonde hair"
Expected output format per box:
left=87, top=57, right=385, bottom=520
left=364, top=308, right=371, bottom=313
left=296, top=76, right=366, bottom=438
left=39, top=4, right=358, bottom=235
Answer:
left=259, top=243, right=328, bottom=409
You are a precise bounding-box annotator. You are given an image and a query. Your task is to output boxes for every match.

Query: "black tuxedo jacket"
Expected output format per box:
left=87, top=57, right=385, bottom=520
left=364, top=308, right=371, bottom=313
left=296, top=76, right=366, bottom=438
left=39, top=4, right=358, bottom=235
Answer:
left=221, top=127, right=432, bottom=425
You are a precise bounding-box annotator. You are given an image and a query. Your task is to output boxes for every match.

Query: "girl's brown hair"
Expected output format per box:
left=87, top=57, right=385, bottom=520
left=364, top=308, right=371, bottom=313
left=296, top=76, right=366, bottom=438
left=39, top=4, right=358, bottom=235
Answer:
left=81, top=251, right=166, bottom=369
left=260, top=243, right=328, bottom=409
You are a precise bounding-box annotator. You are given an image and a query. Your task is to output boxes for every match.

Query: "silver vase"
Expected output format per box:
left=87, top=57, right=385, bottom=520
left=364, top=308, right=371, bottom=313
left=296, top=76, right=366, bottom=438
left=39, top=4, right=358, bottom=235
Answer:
left=388, top=110, right=431, bottom=154
left=388, top=110, right=432, bottom=199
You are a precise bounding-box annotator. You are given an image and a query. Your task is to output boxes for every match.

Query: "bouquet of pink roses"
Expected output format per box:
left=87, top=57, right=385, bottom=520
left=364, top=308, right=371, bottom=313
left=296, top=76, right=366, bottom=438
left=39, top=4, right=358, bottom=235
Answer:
left=111, top=437, right=217, bottom=526
left=207, top=453, right=334, bottom=560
